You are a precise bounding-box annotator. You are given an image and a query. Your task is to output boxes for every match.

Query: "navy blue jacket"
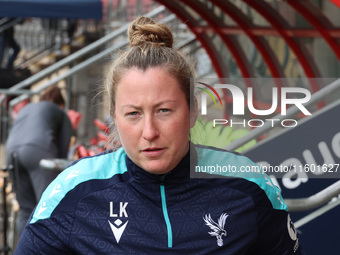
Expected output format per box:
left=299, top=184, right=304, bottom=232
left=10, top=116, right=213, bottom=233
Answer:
left=15, top=145, right=303, bottom=254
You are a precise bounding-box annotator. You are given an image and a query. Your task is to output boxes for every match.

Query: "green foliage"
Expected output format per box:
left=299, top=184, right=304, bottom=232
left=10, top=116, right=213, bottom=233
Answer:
left=191, top=119, right=256, bottom=153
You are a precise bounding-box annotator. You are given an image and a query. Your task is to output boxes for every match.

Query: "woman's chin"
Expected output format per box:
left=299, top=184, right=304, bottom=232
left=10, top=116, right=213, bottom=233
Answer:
left=141, top=161, right=171, bottom=175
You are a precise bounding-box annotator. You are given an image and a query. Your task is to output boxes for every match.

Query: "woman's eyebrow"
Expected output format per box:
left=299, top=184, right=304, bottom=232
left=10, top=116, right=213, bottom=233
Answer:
left=154, top=100, right=177, bottom=107
left=121, top=100, right=177, bottom=109
left=121, top=104, right=141, bottom=109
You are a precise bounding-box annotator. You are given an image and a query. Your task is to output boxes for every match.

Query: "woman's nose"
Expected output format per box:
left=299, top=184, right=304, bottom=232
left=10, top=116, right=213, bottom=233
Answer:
left=142, top=117, right=159, bottom=141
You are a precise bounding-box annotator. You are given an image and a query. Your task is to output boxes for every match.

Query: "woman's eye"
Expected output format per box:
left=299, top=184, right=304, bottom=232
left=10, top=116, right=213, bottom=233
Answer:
left=159, top=109, right=170, bottom=113
left=127, top=112, right=139, bottom=116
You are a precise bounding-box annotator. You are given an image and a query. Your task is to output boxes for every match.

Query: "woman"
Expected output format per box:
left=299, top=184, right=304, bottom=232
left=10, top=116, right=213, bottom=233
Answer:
left=6, top=86, right=72, bottom=238
left=14, top=17, right=303, bottom=254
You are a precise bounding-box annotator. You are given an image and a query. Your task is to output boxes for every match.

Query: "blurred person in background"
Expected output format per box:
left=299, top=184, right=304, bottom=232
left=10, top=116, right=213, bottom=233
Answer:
left=0, top=17, right=21, bottom=70
left=6, top=86, right=72, bottom=238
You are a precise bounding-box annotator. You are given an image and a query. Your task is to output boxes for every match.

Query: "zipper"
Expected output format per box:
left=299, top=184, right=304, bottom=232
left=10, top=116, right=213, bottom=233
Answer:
left=160, top=174, right=173, bottom=248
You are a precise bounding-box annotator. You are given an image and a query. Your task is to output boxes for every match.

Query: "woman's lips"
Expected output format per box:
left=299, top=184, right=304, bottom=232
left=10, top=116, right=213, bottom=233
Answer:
left=142, top=148, right=166, bottom=157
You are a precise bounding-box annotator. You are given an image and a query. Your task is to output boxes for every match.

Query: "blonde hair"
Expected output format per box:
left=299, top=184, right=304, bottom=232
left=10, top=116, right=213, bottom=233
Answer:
left=105, top=16, right=195, bottom=144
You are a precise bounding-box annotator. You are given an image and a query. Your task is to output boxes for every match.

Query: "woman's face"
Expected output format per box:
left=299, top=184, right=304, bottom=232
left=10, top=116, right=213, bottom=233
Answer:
left=114, top=67, right=194, bottom=174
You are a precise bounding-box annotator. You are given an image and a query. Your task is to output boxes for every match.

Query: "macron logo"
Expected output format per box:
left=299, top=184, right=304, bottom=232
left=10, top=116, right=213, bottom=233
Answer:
left=49, top=184, right=62, bottom=198
left=64, top=170, right=79, bottom=181
left=108, top=219, right=128, bottom=243
left=109, top=202, right=129, bottom=243
left=37, top=201, right=47, bottom=216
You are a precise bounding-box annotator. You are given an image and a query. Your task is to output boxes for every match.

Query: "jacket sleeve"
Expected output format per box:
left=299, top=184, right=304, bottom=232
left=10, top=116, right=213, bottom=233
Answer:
left=14, top=212, right=74, bottom=255
left=252, top=207, right=304, bottom=255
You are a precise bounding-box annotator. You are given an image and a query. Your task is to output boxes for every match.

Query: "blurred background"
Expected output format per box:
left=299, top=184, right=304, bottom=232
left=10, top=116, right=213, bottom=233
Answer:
left=0, top=0, right=340, bottom=254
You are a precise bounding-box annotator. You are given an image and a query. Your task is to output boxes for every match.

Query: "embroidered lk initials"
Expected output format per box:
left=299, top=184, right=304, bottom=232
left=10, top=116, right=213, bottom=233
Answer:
left=110, top=202, right=128, bottom=217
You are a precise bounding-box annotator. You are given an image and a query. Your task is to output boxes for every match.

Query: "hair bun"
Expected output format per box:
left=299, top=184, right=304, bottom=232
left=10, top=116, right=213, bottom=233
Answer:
left=128, top=17, right=173, bottom=48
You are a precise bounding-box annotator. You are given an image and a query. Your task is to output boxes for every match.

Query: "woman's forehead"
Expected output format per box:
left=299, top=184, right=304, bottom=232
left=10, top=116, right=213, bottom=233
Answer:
left=116, top=68, right=182, bottom=94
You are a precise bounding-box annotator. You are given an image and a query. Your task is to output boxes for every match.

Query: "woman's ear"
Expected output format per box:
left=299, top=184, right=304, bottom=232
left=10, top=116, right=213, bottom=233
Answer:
left=190, top=96, right=198, bottom=128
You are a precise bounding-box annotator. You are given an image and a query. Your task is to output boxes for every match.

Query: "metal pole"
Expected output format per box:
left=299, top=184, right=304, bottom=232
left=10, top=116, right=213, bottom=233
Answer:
left=285, top=180, right=340, bottom=212
left=294, top=197, right=340, bottom=228
left=0, top=90, right=35, bottom=95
